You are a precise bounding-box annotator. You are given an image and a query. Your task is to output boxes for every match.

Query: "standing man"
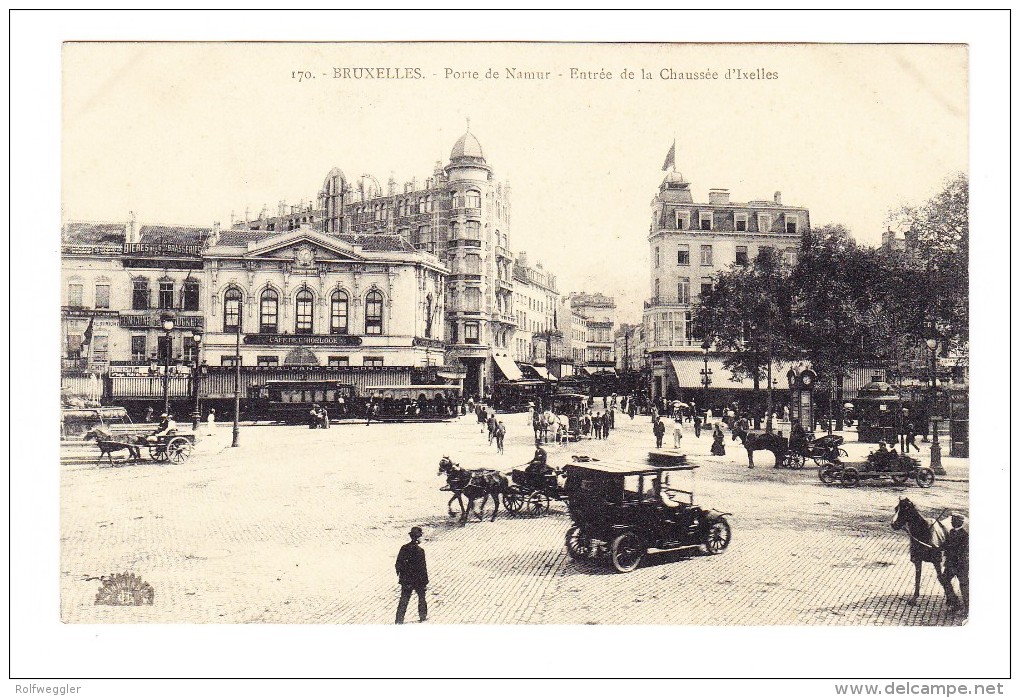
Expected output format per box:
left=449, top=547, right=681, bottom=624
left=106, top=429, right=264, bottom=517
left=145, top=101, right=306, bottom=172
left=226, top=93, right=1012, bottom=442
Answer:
left=943, top=512, right=969, bottom=615
left=693, top=412, right=703, bottom=439
left=205, top=408, right=216, bottom=436
left=905, top=422, right=920, bottom=452
left=395, top=526, right=428, bottom=624
left=495, top=421, right=506, bottom=454
left=653, top=417, right=666, bottom=449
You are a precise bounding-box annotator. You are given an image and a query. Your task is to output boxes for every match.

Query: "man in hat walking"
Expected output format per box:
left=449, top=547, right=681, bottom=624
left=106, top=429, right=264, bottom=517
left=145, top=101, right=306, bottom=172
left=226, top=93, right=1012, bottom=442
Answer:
left=943, top=512, right=969, bottom=615
left=395, top=526, right=428, bottom=624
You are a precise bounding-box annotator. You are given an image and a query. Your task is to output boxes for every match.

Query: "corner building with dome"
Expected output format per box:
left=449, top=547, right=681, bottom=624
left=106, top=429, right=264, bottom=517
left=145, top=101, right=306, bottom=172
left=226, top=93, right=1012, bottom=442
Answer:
left=232, top=125, right=515, bottom=398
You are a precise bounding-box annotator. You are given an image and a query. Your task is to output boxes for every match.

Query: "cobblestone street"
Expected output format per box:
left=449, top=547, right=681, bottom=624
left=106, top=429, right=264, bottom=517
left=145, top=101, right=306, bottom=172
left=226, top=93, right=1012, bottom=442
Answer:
left=61, top=412, right=969, bottom=625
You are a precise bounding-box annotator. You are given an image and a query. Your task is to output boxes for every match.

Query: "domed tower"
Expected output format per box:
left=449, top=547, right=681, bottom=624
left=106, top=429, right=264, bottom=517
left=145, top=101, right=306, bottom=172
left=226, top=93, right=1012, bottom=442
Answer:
left=318, top=167, right=348, bottom=234
left=441, top=122, right=513, bottom=398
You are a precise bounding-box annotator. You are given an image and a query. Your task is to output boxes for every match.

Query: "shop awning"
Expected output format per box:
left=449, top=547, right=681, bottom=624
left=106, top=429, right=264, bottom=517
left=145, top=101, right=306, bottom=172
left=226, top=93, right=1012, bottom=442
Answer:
left=492, top=353, right=523, bottom=382
left=667, top=355, right=796, bottom=390
left=576, top=365, right=591, bottom=376
left=532, top=366, right=557, bottom=381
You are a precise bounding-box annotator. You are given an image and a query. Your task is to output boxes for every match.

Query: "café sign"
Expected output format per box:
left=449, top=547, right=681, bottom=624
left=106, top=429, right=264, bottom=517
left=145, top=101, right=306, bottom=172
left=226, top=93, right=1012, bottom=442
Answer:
left=243, top=334, right=363, bottom=347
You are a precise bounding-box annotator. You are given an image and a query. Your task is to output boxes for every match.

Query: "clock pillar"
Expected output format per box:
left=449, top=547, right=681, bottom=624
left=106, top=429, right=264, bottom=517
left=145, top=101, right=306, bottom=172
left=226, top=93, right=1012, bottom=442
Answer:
left=788, top=368, right=818, bottom=436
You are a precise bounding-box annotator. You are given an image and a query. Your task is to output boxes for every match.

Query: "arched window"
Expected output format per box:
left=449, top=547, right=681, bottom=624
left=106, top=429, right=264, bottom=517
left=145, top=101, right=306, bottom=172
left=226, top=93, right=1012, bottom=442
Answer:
left=365, top=290, right=383, bottom=335
left=465, top=189, right=481, bottom=208
left=224, top=288, right=243, bottom=332
left=330, top=290, right=349, bottom=334
left=260, top=289, right=279, bottom=333
left=295, top=289, right=314, bottom=334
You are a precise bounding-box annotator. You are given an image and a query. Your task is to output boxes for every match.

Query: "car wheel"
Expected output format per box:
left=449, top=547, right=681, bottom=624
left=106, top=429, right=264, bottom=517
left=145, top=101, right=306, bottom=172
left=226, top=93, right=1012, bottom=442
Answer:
left=565, top=526, right=593, bottom=560
left=610, top=532, right=644, bottom=573
left=502, top=489, right=524, bottom=514
left=703, top=519, right=731, bottom=555
left=915, top=467, right=936, bottom=488
left=841, top=467, right=861, bottom=488
left=819, top=465, right=837, bottom=485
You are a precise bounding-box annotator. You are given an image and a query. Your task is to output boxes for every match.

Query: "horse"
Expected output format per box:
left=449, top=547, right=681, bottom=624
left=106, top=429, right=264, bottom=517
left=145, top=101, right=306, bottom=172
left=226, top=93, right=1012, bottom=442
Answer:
left=437, top=456, right=509, bottom=523
left=891, top=496, right=961, bottom=610
left=83, top=427, right=142, bottom=464
left=743, top=431, right=786, bottom=468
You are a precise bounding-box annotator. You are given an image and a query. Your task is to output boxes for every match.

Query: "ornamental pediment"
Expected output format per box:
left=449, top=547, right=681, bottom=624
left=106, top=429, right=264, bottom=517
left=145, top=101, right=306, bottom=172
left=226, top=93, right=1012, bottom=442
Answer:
left=244, top=232, right=366, bottom=265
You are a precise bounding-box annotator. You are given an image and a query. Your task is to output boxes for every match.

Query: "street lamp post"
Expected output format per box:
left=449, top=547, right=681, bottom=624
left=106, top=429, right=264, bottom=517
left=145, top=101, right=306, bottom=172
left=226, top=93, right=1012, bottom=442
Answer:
left=160, top=316, right=175, bottom=415
left=925, top=337, right=944, bottom=475
left=232, top=309, right=241, bottom=448
left=190, top=331, right=203, bottom=431
left=700, top=339, right=713, bottom=413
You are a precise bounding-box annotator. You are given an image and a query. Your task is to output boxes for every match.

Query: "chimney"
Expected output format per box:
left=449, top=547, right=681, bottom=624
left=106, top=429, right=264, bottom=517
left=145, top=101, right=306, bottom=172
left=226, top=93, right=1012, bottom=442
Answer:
left=708, top=188, right=730, bottom=205
left=126, top=211, right=140, bottom=244
left=774, top=191, right=782, bottom=205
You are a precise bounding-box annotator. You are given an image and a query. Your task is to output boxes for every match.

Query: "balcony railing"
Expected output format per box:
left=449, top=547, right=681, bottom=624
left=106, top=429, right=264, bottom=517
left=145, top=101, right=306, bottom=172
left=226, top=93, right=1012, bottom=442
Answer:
left=496, top=278, right=513, bottom=293
left=495, top=245, right=512, bottom=260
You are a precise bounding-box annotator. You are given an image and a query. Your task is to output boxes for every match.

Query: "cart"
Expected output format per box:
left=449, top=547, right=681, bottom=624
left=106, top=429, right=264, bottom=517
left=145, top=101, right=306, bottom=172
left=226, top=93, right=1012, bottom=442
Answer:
left=503, top=467, right=570, bottom=515
left=145, top=433, right=196, bottom=464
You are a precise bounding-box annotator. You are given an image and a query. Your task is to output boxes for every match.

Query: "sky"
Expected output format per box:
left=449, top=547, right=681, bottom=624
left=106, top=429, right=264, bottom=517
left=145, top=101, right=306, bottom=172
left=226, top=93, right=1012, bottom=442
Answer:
left=63, top=42, right=968, bottom=323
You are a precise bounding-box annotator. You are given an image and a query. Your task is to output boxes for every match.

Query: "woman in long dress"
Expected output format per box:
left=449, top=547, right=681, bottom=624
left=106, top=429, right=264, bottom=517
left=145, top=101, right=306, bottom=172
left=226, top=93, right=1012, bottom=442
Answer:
left=710, top=423, right=726, bottom=456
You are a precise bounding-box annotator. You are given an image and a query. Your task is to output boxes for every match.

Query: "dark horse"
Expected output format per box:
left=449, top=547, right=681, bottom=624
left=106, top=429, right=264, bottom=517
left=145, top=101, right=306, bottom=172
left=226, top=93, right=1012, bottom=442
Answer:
left=743, top=431, right=786, bottom=468
left=891, top=497, right=961, bottom=610
left=83, top=427, right=142, bottom=464
left=437, top=456, right=509, bottom=523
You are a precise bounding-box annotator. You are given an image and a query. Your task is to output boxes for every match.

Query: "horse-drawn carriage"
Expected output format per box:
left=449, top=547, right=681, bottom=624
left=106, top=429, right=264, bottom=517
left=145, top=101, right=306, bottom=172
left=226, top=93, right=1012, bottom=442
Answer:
left=819, top=450, right=934, bottom=488
left=84, top=428, right=195, bottom=465
left=547, top=392, right=590, bottom=442
left=503, top=466, right=570, bottom=515
left=745, top=431, right=847, bottom=469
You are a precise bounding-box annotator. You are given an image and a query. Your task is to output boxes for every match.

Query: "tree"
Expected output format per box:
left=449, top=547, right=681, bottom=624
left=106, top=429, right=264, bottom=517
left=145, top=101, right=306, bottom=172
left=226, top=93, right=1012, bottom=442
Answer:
left=789, top=225, right=889, bottom=428
left=694, top=247, right=798, bottom=429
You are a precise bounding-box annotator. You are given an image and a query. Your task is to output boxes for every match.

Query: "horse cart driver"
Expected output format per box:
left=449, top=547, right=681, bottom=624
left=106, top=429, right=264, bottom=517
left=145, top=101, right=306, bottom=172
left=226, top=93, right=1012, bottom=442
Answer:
left=524, top=440, right=555, bottom=484
left=147, top=412, right=178, bottom=443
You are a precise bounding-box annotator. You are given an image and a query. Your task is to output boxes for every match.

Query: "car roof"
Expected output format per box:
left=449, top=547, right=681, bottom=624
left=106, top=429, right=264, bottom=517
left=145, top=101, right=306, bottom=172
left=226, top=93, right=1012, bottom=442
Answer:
left=564, top=460, right=699, bottom=476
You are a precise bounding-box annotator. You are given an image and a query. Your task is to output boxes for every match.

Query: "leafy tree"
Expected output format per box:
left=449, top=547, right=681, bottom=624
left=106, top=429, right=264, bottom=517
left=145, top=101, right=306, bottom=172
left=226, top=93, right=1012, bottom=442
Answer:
left=694, top=247, right=798, bottom=430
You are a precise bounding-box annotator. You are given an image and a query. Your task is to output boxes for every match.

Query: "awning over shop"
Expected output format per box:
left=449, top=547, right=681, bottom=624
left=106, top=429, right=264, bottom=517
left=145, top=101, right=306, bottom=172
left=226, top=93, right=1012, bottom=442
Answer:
left=576, top=365, right=592, bottom=376
left=667, top=355, right=796, bottom=390
left=590, top=367, right=617, bottom=377
left=492, top=353, right=523, bottom=382
left=532, top=365, right=557, bottom=381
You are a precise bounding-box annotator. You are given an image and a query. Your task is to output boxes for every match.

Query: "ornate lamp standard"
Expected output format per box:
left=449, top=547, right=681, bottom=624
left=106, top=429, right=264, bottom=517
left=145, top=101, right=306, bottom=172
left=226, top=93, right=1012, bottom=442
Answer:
left=160, top=315, right=175, bottom=415
left=189, top=331, right=203, bottom=431
left=925, top=337, right=945, bottom=475
left=700, top=339, right=713, bottom=413
left=232, top=306, right=242, bottom=448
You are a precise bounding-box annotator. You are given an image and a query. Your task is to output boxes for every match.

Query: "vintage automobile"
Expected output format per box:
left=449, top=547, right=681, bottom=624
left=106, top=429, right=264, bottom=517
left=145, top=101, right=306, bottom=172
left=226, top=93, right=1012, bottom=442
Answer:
left=562, top=456, right=732, bottom=573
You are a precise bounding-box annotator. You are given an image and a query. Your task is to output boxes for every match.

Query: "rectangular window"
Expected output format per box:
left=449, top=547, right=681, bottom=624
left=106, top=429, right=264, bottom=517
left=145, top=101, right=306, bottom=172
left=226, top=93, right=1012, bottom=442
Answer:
left=182, top=338, right=198, bottom=364
left=132, top=280, right=149, bottom=310
left=699, top=212, right=713, bottom=231
left=654, top=247, right=660, bottom=268
left=675, top=211, right=690, bottom=230
left=734, top=213, right=748, bottom=232
left=159, top=281, right=175, bottom=310
left=157, top=335, right=172, bottom=364
left=221, top=355, right=241, bottom=367
left=131, top=335, right=147, bottom=363
left=653, top=278, right=660, bottom=302
left=757, top=213, right=771, bottom=233
left=784, top=247, right=798, bottom=266
left=677, top=245, right=690, bottom=266
left=68, top=283, right=84, bottom=307
left=701, top=280, right=714, bottom=299
left=465, top=321, right=480, bottom=344
left=364, top=357, right=384, bottom=368
left=736, top=246, right=749, bottom=266
left=257, top=356, right=279, bottom=368
left=95, top=284, right=110, bottom=309
left=328, top=356, right=350, bottom=368
left=677, top=277, right=690, bottom=305
left=91, top=335, right=109, bottom=364
left=182, top=281, right=200, bottom=311
left=66, top=334, right=83, bottom=359
left=786, top=215, right=799, bottom=234
left=700, top=244, right=713, bottom=266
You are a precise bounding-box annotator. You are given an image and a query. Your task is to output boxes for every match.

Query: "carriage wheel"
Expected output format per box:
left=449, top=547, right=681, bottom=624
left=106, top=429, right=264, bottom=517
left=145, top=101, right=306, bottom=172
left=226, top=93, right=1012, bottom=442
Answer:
left=502, top=488, right=525, bottom=514
left=167, top=437, right=193, bottom=464
left=527, top=491, right=550, bottom=516
left=703, top=519, right=732, bottom=555
left=787, top=453, right=806, bottom=469
left=610, top=532, right=645, bottom=573
left=818, top=465, right=838, bottom=485
left=838, top=448, right=849, bottom=460
left=841, top=467, right=861, bottom=488
left=890, top=471, right=910, bottom=485
left=565, top=526, right=593, bottom=560
left=915, top=467, right=936, bottom=488
left=148, top=445, right=168, bottom=462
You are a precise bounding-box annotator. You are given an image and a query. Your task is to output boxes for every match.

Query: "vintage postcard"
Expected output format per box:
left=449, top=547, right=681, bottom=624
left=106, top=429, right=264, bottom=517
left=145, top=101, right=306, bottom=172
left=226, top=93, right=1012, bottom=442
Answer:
left=26, top=26, right=1008, bottom=684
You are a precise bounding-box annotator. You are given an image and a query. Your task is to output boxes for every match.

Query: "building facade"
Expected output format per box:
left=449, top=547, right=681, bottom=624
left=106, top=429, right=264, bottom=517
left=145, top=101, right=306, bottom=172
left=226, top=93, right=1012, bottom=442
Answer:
left=643, top=169, right=810, bottom=402
left=569, top=292, right=617, bottom=375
